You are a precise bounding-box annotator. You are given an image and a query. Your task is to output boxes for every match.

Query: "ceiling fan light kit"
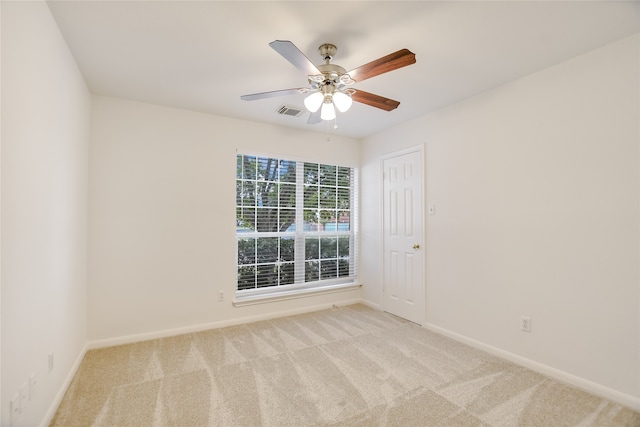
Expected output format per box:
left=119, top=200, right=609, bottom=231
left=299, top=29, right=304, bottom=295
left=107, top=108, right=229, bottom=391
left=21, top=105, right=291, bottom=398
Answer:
left=304, top=91, right=324, bottom=112
left=332, top=91, right=353, bottom=112
left=241, top=40, right=416, bottom=125
left=321, top=101, right=336, bottom=121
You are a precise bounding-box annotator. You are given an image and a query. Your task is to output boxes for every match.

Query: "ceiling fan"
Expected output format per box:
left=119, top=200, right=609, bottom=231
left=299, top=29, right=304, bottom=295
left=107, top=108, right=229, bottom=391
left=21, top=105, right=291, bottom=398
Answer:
left=241, top=40, right=416, bottom=124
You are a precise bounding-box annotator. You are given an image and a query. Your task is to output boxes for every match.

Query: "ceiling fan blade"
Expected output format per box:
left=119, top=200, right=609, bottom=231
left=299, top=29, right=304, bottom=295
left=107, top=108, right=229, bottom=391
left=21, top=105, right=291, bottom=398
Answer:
left=352, top=90, right=400, bottom=111
left=241, top=88, right=305, bottom=101
left=307, top=109, right=321, bottom=124
left=269, top=40, right=321, bottom=76
left=347, top=49, right=416, bottom=83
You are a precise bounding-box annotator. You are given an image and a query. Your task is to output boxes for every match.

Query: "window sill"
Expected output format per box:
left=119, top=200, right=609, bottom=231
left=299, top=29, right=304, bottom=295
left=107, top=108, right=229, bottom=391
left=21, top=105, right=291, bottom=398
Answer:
left=233, top=282, right=362, bottom=307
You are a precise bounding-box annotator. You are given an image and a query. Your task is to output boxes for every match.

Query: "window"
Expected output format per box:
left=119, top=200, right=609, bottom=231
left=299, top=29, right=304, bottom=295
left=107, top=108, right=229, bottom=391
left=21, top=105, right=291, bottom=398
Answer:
left=236, top=154, right=357, bottom=295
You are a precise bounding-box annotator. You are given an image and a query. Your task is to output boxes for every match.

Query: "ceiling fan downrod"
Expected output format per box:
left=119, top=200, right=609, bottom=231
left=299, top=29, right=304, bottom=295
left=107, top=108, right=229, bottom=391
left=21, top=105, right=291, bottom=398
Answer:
left=318, top=43, right=337, bottom=63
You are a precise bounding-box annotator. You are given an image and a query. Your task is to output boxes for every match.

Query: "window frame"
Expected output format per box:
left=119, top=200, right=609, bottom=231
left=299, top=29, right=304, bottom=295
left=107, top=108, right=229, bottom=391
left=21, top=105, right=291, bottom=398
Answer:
left=235, top=152, right=358, bottom=300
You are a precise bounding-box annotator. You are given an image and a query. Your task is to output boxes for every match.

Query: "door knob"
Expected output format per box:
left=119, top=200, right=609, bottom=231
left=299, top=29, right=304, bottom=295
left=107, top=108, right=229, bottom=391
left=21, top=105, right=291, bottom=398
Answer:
left=413, top=244, right=420, bottom=250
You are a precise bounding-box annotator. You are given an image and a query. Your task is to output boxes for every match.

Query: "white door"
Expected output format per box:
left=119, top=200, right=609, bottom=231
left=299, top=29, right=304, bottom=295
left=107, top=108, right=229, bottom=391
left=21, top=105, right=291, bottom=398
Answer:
left=382, top=148, right=425, bottom=324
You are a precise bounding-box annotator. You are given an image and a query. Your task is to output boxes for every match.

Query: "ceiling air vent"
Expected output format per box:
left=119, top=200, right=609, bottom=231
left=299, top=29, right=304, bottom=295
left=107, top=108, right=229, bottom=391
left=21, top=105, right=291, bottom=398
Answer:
left=277, top=105, right=304, bottom=117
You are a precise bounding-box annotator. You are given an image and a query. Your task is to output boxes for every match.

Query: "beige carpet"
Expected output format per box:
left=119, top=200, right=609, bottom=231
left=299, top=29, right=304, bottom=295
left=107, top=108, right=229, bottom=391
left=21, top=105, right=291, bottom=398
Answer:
left=51, top=304, right=639, bottom=426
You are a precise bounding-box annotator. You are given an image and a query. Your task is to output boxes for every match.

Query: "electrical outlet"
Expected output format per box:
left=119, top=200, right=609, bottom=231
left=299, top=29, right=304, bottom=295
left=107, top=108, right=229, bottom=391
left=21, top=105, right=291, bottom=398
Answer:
left=521, top=316, right=532, bottom=332
left=218, top=291, right=224, bottom=301
left=48, top=352, right=54, bottom=373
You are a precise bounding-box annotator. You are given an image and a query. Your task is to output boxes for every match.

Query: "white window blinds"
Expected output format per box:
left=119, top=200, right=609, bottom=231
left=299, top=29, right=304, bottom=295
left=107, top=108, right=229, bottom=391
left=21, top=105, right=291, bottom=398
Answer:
left=236, top=154, right=358, bottom=294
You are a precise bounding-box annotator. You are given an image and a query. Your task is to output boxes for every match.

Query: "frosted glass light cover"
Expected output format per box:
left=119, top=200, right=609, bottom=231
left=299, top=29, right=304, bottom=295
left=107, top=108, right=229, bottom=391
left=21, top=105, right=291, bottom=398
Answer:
left=332, top=91, right=352, bottom=112
left=320, top=102, right=336, bottom=120
left=304, top=92, right=324, bottom=113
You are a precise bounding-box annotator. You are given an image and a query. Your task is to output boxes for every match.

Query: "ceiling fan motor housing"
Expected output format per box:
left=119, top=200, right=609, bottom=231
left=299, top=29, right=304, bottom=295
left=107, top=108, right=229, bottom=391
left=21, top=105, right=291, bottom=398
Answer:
left=316, top=63, right=347, bottom=83
left=307, top=44, right=355, bottom=92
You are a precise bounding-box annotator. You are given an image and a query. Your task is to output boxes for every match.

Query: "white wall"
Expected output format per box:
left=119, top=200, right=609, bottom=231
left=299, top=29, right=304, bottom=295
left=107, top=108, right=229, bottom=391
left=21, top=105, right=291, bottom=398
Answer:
left=88, top=95, right=361, bottom=343
left=361, top=34, right=639, bottom=406
left=1, top=2, right=90, bottom=426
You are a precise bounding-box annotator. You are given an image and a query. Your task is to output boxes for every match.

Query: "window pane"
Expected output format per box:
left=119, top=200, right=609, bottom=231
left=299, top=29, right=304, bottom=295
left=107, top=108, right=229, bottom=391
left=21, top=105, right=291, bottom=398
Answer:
left=279, top=208, right=295, bottom=232
left=255, top=182, right=277, bottom=207
left=304, top=209, right=319, bottom=229
left=319, top=186, right=337, bottom=209
left=337, top=167, right=351, bottom=187
left=338, top=259, right=350, bottom=277
left=323, top=218, right=338, bottom=231
left=242, top=156, right=256, bottom=180
left=237, top=238, right=255, bottom=265
left=256, top=237, right=278, bottom=263
left=280, top=237, right=294, bottom=262
left=279, top=160, right=296, bottom=183
left=256, top=208, right=278, bottom=232
left=320, top=237, right=337, bottom=259
left=324, top=217, right=349, bottom=231
left=337, top=188, right=350, bottom=209
left=237, top=266, right=256, bottom=290
left=320, top=259, right=338, bottom=279
left=305, top=237, right=319, bottom=260
left=279, top=183, right=296, bottom=208
left=258, top=157, right=278, bottom=182
left=236, top=180, right=242, bottom=205
left=304, top=163, right=318, bottom=185
left=241, top=181, right=256, bottom=206
left=279, top=263, right=295, bottom=285
left=257, top=264, right=278, bottom=288
left=305, top=261, right=319, bottom=282
left=319, top=210, right=335, bottom=230
left=337, top=211, right=350, bottom=231
left=304, top=184, right=318, bottom=208
left=236, top=207, right=255, bottom=232
left=338, top=236, right=350, bottom=257
left=236, top=155, right=243, bottom=179
left=319, top=164, right=336, bottom=186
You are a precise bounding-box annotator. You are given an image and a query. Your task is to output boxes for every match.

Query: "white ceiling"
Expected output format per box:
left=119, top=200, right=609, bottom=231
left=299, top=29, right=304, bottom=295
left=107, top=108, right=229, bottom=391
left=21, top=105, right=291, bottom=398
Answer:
left=47, top=1, right=639, bottom=139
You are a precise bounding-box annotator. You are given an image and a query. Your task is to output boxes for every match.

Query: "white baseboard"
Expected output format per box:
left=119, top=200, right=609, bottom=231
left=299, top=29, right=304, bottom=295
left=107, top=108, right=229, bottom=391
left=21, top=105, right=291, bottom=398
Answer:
left=425, top=322, right=640, bottom=412
left=359, top=299, right=380, bottom=310
left=87, top=298, right=365, bottom=350
left=40, top=342, right=89, bottom=427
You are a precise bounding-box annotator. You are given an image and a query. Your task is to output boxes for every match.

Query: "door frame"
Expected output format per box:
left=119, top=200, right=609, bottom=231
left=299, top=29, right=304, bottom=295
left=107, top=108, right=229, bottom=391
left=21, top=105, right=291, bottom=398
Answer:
left=379, top=144, right=426, bottom=324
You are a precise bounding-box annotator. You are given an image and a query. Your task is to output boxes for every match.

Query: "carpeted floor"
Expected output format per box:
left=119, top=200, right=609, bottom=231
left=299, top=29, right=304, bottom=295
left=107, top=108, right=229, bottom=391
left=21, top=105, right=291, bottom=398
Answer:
left=51, top=304, right=639, bottom=426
